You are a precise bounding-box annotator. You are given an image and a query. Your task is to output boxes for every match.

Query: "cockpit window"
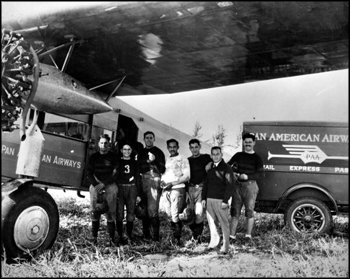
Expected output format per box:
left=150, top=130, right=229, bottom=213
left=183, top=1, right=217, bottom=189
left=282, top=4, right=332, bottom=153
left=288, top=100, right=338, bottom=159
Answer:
left=42, top=113, right=89, bottom=141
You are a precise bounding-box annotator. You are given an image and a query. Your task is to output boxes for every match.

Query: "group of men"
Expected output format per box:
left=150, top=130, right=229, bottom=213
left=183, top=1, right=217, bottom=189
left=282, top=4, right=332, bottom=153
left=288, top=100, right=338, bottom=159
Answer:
left=86, top=131, right=264, bottom=254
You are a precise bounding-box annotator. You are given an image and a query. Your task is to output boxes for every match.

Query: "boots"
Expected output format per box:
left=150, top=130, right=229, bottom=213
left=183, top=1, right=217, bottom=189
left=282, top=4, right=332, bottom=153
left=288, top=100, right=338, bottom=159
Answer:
left=142, top=218, right=152, bottom=240
left=150, top=217, right=160, bottom=241
left=194, top=222, right=204, bottom=243
left=116, top=221, right=123, bottom=237
left=107, top=221, right=116, bottom=245
left=126, top=222, right=134, bottom=239
left=91, top=220, right=99, bottom=245
left=173, top=221, right=183, bottom=245
left=189, top=222, right=196, bottom=239
left=116, top=221, right=128, bottom=245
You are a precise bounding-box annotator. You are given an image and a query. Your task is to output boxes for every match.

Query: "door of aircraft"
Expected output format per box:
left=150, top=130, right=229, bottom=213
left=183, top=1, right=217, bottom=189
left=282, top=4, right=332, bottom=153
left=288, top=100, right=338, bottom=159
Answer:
left=116, top=115, right=138, bottom=144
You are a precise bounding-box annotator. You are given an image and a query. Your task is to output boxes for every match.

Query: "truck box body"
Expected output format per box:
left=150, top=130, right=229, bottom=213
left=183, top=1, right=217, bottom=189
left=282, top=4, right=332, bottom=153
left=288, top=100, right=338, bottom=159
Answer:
left=243, top=121, right=348, bottom=214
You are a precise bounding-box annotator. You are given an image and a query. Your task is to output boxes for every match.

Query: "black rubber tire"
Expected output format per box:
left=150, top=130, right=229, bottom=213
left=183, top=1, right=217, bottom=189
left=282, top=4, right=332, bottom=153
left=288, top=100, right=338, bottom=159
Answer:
left=2, top=186, right=59, bottom=262
left=284, top=197, right=332, bottom=234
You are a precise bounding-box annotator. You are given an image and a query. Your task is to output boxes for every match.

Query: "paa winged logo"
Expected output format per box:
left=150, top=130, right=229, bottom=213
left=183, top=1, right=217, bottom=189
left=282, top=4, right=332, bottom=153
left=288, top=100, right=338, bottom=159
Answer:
left=268, top=145, right=349, bottom=164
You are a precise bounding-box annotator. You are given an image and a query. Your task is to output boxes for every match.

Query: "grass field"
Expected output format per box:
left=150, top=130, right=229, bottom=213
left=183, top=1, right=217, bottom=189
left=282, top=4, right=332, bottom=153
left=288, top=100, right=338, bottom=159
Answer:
left=1, top=189, right=348, bottom=277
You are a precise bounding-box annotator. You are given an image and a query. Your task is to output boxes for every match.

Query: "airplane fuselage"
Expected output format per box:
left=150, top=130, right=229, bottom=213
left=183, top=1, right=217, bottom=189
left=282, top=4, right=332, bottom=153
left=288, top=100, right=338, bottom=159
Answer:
left=28, top=64, right=112, bottom=114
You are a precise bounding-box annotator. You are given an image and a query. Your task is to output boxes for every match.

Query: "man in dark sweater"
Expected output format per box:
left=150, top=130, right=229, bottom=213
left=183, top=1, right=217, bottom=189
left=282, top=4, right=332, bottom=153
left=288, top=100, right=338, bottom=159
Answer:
left=137, top=131, right=166, bottom=241
left=186, top=138, right=212, bottom=245
left=87, top=134, right=119, bottom=246
left=202, top=146, right=234, bottom=254
left=227, top=132, right=264, bottom=242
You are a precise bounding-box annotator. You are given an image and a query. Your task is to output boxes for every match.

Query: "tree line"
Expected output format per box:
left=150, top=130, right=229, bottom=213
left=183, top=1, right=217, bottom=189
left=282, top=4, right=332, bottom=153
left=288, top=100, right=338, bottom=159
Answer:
left=192, top=121, right=243, bottom=150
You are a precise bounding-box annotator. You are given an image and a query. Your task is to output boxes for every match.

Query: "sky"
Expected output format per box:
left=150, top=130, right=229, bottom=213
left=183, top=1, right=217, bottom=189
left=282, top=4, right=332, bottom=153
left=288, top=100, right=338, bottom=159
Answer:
left=3, top=2, right=347, bottom=150
left=118, top=69, right=348, bottom=148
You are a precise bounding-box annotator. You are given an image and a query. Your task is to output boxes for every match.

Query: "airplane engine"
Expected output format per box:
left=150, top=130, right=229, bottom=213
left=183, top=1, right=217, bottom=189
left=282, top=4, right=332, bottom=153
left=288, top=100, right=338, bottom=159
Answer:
left=1, top=29, right=39, bottom=132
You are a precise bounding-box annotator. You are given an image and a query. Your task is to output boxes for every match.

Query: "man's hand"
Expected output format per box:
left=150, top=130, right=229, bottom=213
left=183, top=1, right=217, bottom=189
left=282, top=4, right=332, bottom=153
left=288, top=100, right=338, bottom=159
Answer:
left=202, top=200, right=206, bottom=209
left=136, top=196, right=141, bottom=204
left=160, top=181, right=172, bottom=190
left=95, top=182, right=105, bottom=193
left=239, top=173, right=248, bottom=181
left=185, top=192, right=191, bottom=204
left=221, top=202, right=228, bottom=210
left=205, top=161, right=213, bottom=172
left=148, top=152, right=155, bottom=162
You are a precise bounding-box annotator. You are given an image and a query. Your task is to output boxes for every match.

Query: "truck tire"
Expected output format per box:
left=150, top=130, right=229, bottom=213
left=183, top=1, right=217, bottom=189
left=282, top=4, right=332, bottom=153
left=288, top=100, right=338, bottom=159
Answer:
left=284, top=197, right=332, bottom=234
left=2, top=186, right=59, bottom=262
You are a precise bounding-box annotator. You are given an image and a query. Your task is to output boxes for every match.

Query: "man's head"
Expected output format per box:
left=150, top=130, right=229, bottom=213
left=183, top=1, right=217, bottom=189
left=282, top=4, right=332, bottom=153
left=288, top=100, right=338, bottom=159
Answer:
left=211, top=146, right=222, bottom=163
left=189, top=138, right=201, bottom=157
left=144, top=131, right=155, bottom=148
left=242, top=132, right=256, bottom=154
left=98, top=134, right=110, bottom=154
left=121, top=143, right=132, bottom=159
left=167, top=138, right=179, bottom=157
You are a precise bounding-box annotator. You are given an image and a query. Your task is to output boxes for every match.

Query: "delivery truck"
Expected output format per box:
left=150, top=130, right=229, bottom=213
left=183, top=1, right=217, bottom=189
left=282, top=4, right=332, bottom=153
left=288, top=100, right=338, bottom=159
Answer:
left=243, top=121, right=348, bottom=234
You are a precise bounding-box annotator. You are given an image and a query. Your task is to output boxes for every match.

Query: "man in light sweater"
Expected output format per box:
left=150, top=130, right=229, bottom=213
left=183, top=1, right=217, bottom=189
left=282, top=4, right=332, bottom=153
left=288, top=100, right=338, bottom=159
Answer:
left=161, top=138, right=190, bottom=246
left=202, top=146, right=234, bottom=254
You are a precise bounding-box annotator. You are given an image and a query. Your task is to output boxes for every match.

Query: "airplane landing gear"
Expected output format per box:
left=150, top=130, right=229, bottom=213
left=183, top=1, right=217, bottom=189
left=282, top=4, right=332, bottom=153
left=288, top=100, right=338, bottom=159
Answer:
left=2, top=183, right=59, bottom=263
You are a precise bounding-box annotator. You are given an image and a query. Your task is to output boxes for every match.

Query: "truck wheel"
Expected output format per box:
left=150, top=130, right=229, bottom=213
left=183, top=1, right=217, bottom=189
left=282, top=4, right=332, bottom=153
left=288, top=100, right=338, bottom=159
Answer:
left=285, top=197, right=332, bottom=234
left=2, top=186, right=59, bottom=262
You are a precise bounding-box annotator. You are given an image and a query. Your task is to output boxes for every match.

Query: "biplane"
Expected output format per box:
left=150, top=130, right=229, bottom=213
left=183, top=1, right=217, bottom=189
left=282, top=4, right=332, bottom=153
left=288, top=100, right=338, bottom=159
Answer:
left=1, top=2, right=348, bottom=261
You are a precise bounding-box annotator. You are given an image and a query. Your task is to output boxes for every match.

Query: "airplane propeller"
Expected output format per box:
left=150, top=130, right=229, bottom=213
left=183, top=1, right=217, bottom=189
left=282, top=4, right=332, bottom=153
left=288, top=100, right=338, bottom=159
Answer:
left=1, top=29, right=40, bottom=137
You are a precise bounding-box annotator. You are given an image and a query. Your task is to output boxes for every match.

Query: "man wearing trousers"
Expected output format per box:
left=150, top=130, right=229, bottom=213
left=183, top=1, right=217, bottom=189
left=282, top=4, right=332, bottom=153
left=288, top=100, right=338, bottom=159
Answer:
left=161, top=138, right=191, bottom=246
left=87, top=134, right=118, bottom=246
left=202, top=146, right=234, bottom=254
left=138, top=131, right=166, bottom=241
left=186, top=138, right=212, bottom=245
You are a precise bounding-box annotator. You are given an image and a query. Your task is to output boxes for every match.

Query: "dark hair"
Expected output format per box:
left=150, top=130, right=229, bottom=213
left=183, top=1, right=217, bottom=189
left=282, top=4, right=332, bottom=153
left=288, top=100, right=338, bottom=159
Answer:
left=242, top=132, right=256, bottom=141
left=144, top=131, right=155, bottom=138
left=120, top=141, right=133, bottom=150
left=211, top=146, right=221, bottom=153
left=167, top=138, right=179, bottom=146
left=189, top=138, right=200, bottom=146
left=100, top=134, right=110, bottom=142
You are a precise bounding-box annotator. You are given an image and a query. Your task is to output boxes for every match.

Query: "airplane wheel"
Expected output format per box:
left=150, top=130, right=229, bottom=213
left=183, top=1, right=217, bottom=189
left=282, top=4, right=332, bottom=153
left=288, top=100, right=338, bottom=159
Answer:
left=284, top=197, right=332, bottom=234
left=2, top=186, right=59, bottom=262
left=1, top=29, right=39, bottom=132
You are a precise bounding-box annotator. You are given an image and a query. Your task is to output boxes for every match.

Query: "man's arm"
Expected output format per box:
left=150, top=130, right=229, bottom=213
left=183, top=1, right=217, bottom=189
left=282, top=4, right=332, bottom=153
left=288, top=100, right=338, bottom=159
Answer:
left=155, top=148, right=166, bottom=174
left=86, top=153, right=99, bottom=186
left=227, top=154, right=237, bottom=168
left=201, top=176, right=208, bottom=209
left=148, top=147, right=166, bottom=174
left=161, top=157, right=190, bottom=189
left=101, top=154, right=119, bottom=185
left=223, top=164, right=235, bottom=204
left=202, top=173, right=208, bottom=201
left=176, top=157, right=191, bottom=185
left=135, top=161, right=142, bottom=203
left=247, top=153, right=264, bottom=180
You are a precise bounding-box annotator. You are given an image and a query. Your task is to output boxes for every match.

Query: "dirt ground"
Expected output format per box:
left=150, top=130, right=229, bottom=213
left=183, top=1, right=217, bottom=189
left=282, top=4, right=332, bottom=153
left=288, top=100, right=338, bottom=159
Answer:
left=131, top=246, right=349, bottom=277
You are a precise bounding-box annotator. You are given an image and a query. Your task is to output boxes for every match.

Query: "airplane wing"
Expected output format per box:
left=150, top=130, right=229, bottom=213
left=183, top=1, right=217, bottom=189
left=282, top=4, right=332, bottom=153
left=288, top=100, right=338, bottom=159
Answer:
left=2, top=1, right=348, bottom=97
